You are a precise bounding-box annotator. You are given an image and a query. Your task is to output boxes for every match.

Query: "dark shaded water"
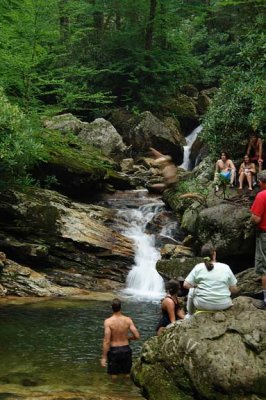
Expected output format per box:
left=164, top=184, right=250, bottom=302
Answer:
left=0, top=298, right=161, bottom=398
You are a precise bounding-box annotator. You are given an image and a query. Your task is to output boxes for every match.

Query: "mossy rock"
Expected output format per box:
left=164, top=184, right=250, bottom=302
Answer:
left=157, top=258, right=202, bottom=280
left=132, top=361, right=193, bottom=400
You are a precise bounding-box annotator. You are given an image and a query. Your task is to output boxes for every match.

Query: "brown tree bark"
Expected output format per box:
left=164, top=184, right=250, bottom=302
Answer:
left=145, top=0, right=157, bottom=51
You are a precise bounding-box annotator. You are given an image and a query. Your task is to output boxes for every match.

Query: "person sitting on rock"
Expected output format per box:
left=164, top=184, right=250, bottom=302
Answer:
left=246, top=130, right=263, bottom=173
left=238, top=154, right=256, bottom=191
left=183, top=244, right=238, bottom=316
left=214, top=151, right=236, bottom=192
left=156, top=279, right=185, bottom=335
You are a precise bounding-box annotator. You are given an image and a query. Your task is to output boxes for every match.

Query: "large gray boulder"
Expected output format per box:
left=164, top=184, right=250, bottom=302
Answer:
left=132, top=296, right=266, bottom=400
left=78, top=118, right=128, bottom=159
left=128, top=111, right=184, bottom=164
left=196, top=204, right=254, bottom=258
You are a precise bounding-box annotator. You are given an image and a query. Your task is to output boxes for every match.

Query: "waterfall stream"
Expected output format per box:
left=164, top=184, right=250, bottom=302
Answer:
left=180, top=125, right=202, bottom=170
left=99, top=126, right=202, bottom=299
left=102, top=190, right=184, bottom=299
left=120, top=202, right=165, bottom=299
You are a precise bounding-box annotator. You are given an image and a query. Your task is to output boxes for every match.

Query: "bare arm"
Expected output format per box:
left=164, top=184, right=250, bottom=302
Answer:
left=246, top=142, right=251, bottom=156
left=258, top=139, right=263, bottom=160
left=101, top=321, right=111, bottom=367
left=215, top=160, right=219, bottom=173
left=229, top=160, right=236, bottom=170
left=250, top=163, right=256, bottom=174
left=183, top=280, right=195, bottom=289
left=229, top=285, right=238, bottom=294
left=251, top=213, right=261, bottom=225
left=128, top=318, right=140, bottom=341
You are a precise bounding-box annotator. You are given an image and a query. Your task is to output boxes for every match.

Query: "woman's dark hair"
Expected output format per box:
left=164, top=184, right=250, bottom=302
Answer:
left=220, top=151, right=229, bottom=159
left=201, top=244, right=215, bottom=271
left=112, top=298, right=121, bottom=312
left=166, top=279, right=180, bottom=295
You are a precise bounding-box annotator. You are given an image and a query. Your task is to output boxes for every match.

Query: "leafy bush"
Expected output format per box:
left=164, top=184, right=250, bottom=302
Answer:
left=202, top=28, right=266, bottom=158
left=0, top=87, right=44, bottom=187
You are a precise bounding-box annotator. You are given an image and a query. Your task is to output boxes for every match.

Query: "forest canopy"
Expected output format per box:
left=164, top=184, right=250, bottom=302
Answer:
left=0, top=0, right=265, bottom=185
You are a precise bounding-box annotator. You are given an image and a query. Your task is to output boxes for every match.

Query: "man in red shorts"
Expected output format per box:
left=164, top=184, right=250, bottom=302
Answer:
left=251, top=170, right=266, bottom=309
left=101, top=298, right=140, bottom=378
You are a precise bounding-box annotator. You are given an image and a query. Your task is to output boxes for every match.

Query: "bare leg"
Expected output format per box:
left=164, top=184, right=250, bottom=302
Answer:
left=239, top=172, right=244, bottom=189
left=246, top=172, right=253, bottom=190
left=230, top=168, right=236, bottom=185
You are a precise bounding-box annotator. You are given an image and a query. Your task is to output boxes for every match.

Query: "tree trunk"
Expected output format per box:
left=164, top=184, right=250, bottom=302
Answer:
left=145, top=0, right=157, bottom=51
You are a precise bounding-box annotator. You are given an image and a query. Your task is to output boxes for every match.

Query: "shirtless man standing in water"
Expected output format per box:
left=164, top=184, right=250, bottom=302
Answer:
left=101, top=298, right=140, bottom=378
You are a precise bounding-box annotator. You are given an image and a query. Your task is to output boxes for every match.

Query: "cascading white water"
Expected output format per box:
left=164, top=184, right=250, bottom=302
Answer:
left=180, top=125, right=202, bottom=170
left=119, top=202, right=166, bottom=299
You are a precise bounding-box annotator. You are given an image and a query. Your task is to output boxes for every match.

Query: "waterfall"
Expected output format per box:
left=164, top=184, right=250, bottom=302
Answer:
left=180, top=125, right=202, bottom=170
left=116, top=197, right=166, bottom=299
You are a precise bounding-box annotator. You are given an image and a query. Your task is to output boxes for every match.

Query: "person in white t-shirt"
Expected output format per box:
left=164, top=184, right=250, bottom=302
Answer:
left=184, top=244, right=238, bottom=315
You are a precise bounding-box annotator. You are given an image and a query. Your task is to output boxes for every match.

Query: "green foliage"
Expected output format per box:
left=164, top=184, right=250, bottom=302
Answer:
left=202, top=24, right=266, bottom=158
left=177, top=177, right=209, bottom=198
left=0, top=87, right=44, bottom=187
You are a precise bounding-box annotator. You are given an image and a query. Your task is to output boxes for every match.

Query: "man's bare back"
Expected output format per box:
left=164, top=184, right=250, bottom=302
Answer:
left=104, top=314, right=137, bottom=346
left=101, top=299, right=140, bottom=374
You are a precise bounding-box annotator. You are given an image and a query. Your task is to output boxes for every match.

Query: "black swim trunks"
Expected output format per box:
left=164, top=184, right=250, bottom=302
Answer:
left=107, top=345, right=132, bottom=375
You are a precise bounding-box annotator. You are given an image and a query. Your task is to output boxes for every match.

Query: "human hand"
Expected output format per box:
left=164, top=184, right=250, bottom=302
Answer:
left=101, top=357, right=107, bottom=368
left=258, top=159, right=263, bottom=164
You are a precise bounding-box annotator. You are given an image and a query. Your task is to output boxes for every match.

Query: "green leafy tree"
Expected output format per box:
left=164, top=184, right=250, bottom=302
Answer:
left=0, top=87, right=44, bottom=186
left=202, top=23, right=266, bottom=157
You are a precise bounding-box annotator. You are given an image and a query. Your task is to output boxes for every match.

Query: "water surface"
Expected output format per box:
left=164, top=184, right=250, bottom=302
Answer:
left=0, top=297, right=161, bottom=399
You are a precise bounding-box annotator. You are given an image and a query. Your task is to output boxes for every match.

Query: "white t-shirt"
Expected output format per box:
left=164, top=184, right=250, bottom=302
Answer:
left=185, top=262, right=237, bottom=306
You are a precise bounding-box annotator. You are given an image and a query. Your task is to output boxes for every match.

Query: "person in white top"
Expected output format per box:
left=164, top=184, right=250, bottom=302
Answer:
left=184, top=244, right=238, bottom=315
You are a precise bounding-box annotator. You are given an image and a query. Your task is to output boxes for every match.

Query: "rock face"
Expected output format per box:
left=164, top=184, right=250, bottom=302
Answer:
left=132, top=297, right=266, bottom=400
left=128, top=111, right=184, bottom=164
left=0, top=188, right=134, bottom=294
left=0, top=258, right=90, bottom=297
left=192, top=204, right=254, bottom=258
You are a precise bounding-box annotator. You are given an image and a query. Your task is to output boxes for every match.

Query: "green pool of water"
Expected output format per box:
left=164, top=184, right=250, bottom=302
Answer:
left=0, top=297, right=161, bottom=399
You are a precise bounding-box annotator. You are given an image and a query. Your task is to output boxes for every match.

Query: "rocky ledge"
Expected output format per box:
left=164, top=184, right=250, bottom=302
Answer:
left=132, top=296, right=266, bottom=400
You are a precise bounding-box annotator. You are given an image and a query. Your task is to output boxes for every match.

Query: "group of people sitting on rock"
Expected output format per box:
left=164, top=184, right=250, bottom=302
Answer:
left=156, top=243, right=238, bottom=335
left=214, top=132, right=263, bottom=193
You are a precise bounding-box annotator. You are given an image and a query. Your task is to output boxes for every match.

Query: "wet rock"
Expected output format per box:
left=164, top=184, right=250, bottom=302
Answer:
left=0, top=188, right=134, bottom=294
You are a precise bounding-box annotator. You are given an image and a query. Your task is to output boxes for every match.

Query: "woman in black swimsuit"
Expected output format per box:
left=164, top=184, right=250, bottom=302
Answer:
left=156, top=279, right=185, bottom=335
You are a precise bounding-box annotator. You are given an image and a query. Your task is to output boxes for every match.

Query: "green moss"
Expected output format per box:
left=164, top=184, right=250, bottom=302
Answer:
left=132, top=362, right=193, bottom=400
left=39, top=129, right=117, bottom=177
